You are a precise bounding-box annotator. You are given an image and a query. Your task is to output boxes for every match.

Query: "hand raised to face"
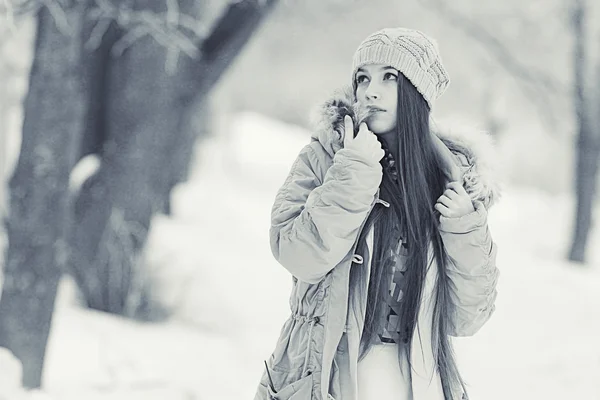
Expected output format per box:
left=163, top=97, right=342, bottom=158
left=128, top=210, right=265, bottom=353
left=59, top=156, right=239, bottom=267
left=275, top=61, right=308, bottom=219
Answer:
left=343, top=115, right=385, bottom=165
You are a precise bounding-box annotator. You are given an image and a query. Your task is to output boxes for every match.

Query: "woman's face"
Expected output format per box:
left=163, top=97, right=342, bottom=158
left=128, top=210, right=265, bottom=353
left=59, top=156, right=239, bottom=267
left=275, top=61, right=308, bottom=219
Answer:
left=355, top=64, right=399, bottom=135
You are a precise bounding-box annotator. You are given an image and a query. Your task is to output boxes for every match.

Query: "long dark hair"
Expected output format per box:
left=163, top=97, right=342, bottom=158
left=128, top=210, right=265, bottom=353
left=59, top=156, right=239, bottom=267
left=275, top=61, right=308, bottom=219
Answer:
left=348, top=73, right=466, bottom=399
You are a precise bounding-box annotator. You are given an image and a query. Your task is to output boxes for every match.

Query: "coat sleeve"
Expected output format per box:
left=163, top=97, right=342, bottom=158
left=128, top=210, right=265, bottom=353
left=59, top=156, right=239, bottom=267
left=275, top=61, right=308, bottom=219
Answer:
left=269, top=142, right=382, bottom=284
left=439, top=200, right=500, bottom=337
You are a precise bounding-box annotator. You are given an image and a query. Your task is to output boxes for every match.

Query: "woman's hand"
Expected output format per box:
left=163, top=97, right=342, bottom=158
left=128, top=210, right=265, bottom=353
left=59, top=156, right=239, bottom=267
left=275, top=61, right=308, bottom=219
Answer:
left=343, top=115, right=385, bottom=165
left=435, top=182, right=475, bottom=218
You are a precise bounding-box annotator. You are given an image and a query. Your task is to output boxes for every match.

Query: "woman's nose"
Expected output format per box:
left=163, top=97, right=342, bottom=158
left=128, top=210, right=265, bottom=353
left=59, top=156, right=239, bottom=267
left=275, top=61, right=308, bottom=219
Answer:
left=365, top=83, right=380, bottom=100
left=365, top=90, right=379, bottom=100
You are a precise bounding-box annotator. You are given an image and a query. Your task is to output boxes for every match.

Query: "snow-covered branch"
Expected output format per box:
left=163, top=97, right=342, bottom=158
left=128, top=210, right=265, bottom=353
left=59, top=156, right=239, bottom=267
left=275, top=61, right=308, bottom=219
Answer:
left=86, top=0, right=212, bottom=62
left=1, top=0, right=230, bottom=66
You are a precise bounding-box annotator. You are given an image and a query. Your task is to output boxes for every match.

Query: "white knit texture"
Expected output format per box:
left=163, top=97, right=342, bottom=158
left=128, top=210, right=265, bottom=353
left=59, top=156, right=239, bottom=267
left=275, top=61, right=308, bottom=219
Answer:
left=351, top=28, right=450, bottom=109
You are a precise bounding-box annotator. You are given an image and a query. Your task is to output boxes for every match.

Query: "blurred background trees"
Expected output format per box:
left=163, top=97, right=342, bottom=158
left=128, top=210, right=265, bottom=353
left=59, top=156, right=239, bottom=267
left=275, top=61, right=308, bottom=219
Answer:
left=568, top=0, right=600, bottom=262
left=419, top=0, right=600, bottom=263
left=0, top=0, right=599, bottom=392
left=428, top=0, right=600, bottom=263
left=0, top=0, right=276, bottom=388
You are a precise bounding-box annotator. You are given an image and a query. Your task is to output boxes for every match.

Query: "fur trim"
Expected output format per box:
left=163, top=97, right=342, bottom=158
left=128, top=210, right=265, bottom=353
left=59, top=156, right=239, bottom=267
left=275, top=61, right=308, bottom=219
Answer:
left=309, top=86, right=501, bottom=208
left=432, top=121, right=502, bottom=209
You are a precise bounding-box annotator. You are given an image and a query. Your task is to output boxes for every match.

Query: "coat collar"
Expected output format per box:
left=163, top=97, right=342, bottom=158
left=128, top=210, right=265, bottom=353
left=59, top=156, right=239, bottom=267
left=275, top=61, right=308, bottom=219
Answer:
left=309, top=86, right=501, bottom=209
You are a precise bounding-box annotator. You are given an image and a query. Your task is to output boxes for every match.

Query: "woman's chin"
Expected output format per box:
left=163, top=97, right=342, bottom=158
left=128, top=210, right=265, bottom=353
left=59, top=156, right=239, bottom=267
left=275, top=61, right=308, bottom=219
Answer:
left=365, top=116, right=395, bottom=135
left=368, top=123, right=396, bottom=135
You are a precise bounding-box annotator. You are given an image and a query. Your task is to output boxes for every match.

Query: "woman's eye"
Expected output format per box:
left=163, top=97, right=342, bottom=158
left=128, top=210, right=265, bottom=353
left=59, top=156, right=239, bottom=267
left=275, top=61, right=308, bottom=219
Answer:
left=385, top=72, right=398, bottom=80
left=356, top=75, right=368, bottom=84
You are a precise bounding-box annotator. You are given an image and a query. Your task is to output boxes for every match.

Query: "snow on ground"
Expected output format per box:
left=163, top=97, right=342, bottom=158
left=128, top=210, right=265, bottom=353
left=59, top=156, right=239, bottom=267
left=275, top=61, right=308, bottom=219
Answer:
left=43, top=294, right=245, bottom=400
left=3, top=111, right=600, bottom=399
left=453, top=188, right=600, bottom=399
left=40, top=113, right=311, bottom=400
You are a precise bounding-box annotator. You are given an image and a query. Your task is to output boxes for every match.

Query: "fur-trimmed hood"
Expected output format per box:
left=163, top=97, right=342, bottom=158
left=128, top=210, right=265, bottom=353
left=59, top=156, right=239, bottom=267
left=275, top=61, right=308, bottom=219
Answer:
left=309, top=86, right=501, bottom=209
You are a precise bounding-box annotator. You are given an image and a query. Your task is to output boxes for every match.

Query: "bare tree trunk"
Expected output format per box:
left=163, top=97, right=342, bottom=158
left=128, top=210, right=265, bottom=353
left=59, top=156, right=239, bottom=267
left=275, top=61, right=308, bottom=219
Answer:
left=569, top=132, right=600, bottom=263
left=0, top=62, right=7, bottom=246
left=0, top=2, right=86, bottom=388
left=70, top=0, right=278, bottom=315
left=568, top=0, right=600, bottom=263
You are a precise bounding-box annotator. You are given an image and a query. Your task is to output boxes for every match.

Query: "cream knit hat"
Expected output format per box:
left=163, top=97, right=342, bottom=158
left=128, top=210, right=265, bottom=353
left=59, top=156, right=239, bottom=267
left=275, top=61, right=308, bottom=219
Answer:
left=351, top=27, right=450, bottom=109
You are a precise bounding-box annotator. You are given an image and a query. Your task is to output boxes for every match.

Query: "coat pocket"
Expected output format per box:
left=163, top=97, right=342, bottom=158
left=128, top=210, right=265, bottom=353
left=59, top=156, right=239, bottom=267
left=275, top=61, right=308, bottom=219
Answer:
left=263, top=373, right=313, bottom=400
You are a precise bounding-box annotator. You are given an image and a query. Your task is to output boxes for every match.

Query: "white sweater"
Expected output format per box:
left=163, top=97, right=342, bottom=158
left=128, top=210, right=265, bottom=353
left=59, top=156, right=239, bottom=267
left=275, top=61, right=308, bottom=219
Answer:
left=357, top=227, right=444, bottom=399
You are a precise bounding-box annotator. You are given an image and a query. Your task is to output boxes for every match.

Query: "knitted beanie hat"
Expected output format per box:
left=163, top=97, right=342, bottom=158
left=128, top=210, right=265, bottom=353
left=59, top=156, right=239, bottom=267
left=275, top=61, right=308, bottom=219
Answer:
left=351, top=27, right=450, bottom=109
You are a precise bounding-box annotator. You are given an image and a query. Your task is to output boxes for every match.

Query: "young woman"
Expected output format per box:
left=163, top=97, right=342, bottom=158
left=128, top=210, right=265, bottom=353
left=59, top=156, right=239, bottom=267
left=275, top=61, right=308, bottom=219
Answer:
left=253, top=27, right=500, bottom=400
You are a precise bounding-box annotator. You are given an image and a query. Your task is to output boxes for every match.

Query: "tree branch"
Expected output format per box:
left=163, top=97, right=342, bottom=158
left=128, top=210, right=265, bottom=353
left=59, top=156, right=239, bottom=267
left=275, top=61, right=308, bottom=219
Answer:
left=196, top=0, right=278, bottom=95
left=39, top=0, right=70, bottom=35
left=420, top=0, right=565, bottom=132
left=0, top=0, right=41, bottom=17
left=3, top=0, right=214, bottom=74
left=86, top=0, right=209, bottom=61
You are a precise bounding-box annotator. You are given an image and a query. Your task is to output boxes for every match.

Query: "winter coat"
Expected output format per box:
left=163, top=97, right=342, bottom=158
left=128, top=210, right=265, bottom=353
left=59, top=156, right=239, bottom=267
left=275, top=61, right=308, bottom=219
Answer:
left=253, top=87, right=501, bottom=400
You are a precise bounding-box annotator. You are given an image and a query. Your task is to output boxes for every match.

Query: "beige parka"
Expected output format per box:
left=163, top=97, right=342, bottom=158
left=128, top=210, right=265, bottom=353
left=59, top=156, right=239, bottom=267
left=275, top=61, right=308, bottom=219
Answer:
left=253, top=88, right=501, bottom=400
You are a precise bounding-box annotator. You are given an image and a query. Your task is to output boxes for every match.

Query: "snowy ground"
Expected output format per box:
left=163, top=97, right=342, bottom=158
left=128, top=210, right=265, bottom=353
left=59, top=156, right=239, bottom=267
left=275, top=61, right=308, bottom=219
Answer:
left=2, top=112, right=600, bottom=399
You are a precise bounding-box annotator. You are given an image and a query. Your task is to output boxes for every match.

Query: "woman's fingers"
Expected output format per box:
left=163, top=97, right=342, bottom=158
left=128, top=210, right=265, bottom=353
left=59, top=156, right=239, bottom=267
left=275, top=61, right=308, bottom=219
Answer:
left=443, top=188, right=459, bottom=200
left=437, top=195, right=453, bottom=208
left=434, top=202, right=450, bottom=217
left=357, top=123, right=384, bottom=161
left=343, top=118, right=384, bottom=163
left=343, top=115, right=354, bottom=148
left=437, top=181, right=475, bottom=218
left=446, top=181, right=467, bottom=196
